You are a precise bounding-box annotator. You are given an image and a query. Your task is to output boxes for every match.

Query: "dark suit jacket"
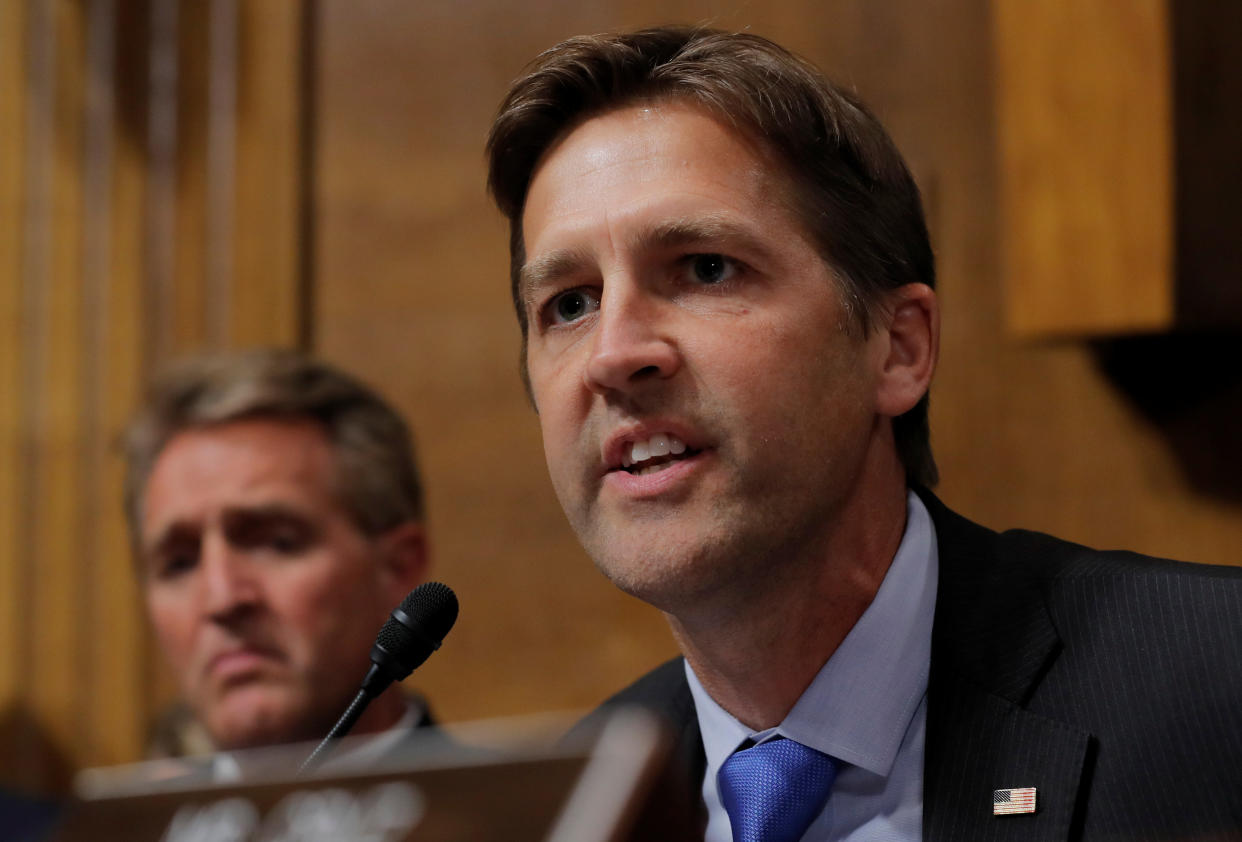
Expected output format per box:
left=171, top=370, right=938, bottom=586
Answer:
left=0, top=789, right=61, bottom=842
left=588, top=491, right=1242, bottom=841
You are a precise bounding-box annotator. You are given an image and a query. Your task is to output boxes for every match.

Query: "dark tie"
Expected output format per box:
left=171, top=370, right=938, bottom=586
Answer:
left=717, top=737, right=839, bottom=842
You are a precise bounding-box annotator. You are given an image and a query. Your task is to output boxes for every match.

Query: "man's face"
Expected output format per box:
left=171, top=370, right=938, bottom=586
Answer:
left=141, top=418, right=407, bottom=750
left=520, top=102, right=892, bottom=611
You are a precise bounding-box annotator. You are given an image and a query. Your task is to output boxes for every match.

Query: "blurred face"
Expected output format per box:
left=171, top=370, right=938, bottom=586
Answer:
left=520, top=103, right=891, bottom=611
left=141, top=419, right=406, bottom=750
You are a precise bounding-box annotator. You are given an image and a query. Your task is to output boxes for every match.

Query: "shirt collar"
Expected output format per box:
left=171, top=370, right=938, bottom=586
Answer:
left=687, top=490, right=938, bottom=777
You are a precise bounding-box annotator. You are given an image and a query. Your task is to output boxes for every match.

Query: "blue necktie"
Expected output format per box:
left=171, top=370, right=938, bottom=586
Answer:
left=717, top=737, right=839, bottom=842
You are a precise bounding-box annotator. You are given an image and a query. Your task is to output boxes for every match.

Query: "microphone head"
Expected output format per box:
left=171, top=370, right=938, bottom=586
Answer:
left=369, top=582, right=458, bottom=688
left=397, top=581, right=459, bottom=643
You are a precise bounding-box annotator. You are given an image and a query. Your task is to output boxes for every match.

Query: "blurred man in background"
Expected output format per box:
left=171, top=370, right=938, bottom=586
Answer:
left=487, top=25, right=1242, bottom=841
left=124, top=349, right=432, bottom=776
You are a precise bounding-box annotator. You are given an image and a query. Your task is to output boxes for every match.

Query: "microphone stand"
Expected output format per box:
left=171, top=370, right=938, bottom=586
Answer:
left=298, top=687, right=371, bottom=775
left=298, top=661, right=390, bottom=775
left=296, top=582, right=458, bottom=776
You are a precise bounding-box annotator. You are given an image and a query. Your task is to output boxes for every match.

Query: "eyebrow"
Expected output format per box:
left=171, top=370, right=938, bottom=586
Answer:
left=222, top=502, right=312, bottom=522
left=144, top=503, right=314, bottom=552
left=634, top=214, right=776, bottom=261
left=518, top=246, right=595, bottom=312
left=518, top=213, right=775, bottom=308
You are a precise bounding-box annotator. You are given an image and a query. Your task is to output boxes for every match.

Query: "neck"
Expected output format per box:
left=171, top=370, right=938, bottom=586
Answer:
left=668, top=444, right=910, bottom=731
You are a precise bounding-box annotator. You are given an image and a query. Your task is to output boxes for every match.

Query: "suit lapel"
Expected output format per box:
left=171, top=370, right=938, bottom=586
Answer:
left=923, top=666, right=1090, bottom=842
left=919, top=490, right=1091, bottom=842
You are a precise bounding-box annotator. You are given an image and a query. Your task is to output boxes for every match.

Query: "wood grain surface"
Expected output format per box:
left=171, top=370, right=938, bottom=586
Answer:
left=1, top=0, right=1240, bottom=794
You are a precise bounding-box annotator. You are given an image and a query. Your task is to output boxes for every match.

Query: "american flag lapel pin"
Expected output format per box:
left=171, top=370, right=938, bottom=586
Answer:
left=993, top=787, right=1037, bottom=815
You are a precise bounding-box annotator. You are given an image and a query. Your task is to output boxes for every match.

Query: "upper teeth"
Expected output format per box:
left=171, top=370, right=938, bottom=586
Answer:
left=623, top=433, right=687, bottom=467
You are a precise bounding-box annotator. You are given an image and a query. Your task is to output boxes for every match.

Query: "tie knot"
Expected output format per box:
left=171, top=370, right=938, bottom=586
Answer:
left=717, top=738, right=839, bottom=842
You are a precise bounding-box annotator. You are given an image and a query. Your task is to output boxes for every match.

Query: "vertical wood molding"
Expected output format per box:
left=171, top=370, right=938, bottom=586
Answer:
left=83, top=0, right=149, bottom=767
left=205, top=0, right=238, bottom=348
left=145, top=0, right=177, bottom=364
left=230, top=1, right=303, bottom=347
left=1170, top=0, right=1242, bottom=324
left=994, top=0, right=1174, bottom=336
left=0, top=0, right=28, bottom=748
left=170, top=0, right=209, bottom=355
left=96, top=0, right=160, bottom=767
left=15, top=0, right=57, bottom=788
left=82, top=0, right=118, bottom=764
left=0, top=0, right=309, bottom=790
left=28, top=0, right=91, bottom=783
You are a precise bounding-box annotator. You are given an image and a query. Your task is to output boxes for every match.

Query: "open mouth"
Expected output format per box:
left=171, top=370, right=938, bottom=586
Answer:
left=620, top=433, right=700, bottom=476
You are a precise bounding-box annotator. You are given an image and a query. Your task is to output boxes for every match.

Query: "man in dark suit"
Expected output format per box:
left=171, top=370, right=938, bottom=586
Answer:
left=485, top=26, right=1242, bottom=841
left=123, top=349, right=435, bottom=779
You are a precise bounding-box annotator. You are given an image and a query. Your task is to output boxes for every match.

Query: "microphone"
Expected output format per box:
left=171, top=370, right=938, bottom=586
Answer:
left=299, top=582, right=458, bottom=774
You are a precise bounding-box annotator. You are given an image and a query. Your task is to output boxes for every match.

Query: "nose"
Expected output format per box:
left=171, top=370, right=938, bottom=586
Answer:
left=200, top=533, right=260, bottom=621
left=583, top=282, right=681, bottom=395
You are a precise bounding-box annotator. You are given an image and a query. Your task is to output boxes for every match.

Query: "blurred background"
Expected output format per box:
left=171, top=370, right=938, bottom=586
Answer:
left=1, top=0, right=1239, bottom=796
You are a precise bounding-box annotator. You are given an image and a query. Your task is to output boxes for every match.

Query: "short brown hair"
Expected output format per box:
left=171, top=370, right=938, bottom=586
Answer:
left=123, top=348, right=424, bottom=548
left=486, top=25, right=937, bottom=486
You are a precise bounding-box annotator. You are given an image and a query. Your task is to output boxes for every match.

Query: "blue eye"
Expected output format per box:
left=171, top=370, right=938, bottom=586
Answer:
left=689, top=254, right=736, bottom=284
left=548, top=288, right=600, bottom=324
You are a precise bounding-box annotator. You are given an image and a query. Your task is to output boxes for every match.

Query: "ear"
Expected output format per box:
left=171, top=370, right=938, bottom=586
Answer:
left=374, top=521, right=430, bottom=596
left=873, top=283, right=939, bottom=417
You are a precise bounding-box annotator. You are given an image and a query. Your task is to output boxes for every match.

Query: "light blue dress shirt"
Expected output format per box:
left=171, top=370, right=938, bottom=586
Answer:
left=687, top=491, right=938, bottom=841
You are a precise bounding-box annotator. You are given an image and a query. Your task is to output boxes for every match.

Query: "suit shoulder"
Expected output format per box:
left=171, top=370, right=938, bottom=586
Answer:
left=567, top=657, right=693, bottom=744
left=994, top=530, right=1242, bottom=677
left=922, top=487, right=1242, bottom=585
left=598, top=657, right=691, bottom=713
left=998, top=526, right=1242, bottom=585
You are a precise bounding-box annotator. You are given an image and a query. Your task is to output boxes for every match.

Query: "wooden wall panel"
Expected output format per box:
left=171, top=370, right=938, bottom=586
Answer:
left=1170, top=0, right=1242, bottom=325
left=0, top=0, right=1235, bottom=795
left=29, top=0, right=91, bottom=782
left=83, top=0, right=149, bottom=769
left=0, top=0, right=306, bottom=793
left=315, top=0, right=1242, bottom=734
left=170, top=0, right=210, bottom=351
left=0, top=0, right=28, bottom=779
left=231, top=1, right=302, bottom=347
left=933, top=3, right=1242, bottom=565
left=994, top=0, right=1174, bottom=336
